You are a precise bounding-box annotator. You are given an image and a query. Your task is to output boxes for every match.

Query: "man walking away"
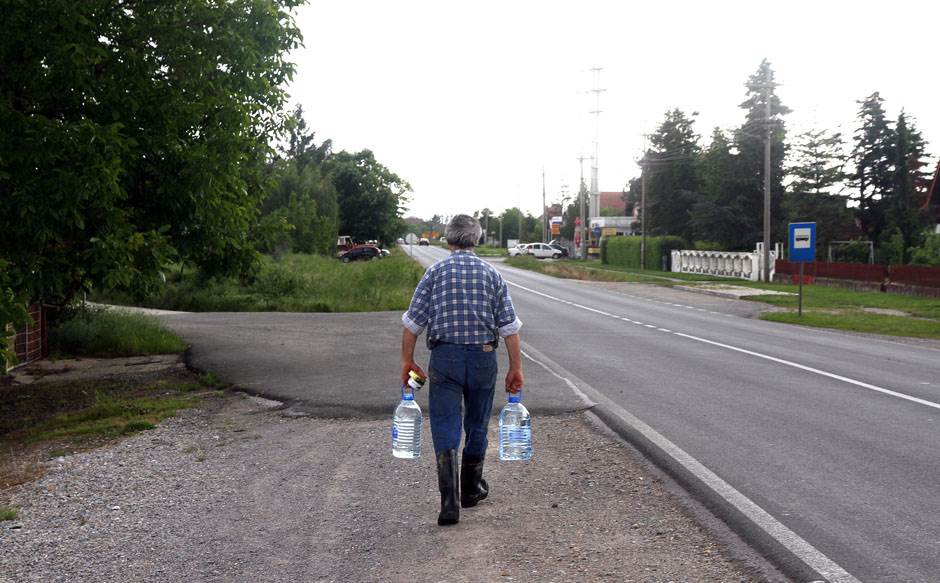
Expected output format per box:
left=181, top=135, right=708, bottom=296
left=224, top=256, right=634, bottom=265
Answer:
left=400, top=214, right=525, bottom=526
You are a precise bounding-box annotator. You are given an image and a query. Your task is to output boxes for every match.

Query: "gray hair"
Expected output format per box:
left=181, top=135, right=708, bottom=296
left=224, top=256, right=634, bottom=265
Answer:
left=444, top=214, right=483, bottom=248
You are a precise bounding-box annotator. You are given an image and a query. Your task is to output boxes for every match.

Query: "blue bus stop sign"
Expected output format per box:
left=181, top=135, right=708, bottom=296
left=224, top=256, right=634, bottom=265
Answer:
left=788, top=222, right=816, bottom=262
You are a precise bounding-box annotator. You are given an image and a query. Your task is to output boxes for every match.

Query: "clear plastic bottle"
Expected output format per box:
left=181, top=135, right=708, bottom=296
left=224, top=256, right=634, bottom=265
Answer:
left=498, top=391, right=532, bottom=461
left=392, top=374, right=424, bottom=459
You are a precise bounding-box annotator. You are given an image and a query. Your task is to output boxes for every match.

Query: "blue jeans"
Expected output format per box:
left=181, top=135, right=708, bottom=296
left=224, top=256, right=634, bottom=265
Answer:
left=428, top=343, right=498, bottom=457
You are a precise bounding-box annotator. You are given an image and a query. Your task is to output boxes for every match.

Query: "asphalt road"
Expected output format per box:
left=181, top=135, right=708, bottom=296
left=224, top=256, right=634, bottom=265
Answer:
left=161, top=309, right=585, bottom=418
left=405, top=245, right=940, bottom=583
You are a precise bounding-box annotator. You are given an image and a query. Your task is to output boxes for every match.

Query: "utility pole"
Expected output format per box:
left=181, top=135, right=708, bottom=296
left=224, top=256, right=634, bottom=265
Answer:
left=588, top=67, right=605, bottom=219
left=542, top=168, right=548, bottom=243
left=762, top=66, right=772, bottom=283
left=577, top=155, right=592, bottom=260
left=641, top=157, right=647, bottom=270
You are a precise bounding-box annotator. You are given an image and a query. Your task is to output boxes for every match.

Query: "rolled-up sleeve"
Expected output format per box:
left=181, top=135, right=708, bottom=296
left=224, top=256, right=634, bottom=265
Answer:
left=493, top=276, right=523, bottom=337
left=402, top=270, right=432, bottom=335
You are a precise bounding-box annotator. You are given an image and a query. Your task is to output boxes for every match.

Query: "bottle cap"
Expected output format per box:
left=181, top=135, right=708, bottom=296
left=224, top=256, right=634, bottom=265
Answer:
left=407, top=370, right=426, bottom=391
left=508, top=391, right=522, bottom=403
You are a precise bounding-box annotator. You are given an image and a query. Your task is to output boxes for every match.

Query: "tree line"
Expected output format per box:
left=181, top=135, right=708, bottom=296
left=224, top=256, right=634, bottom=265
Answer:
left=628, top=60, right=937, bottom=265
left=0, top=0, right=409, bottom=365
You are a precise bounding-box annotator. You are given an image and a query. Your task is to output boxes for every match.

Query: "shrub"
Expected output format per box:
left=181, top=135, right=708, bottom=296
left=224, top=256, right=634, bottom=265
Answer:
left=603, top=236, right=687, bottom=270
left=909, top=232, right=940, bottom=267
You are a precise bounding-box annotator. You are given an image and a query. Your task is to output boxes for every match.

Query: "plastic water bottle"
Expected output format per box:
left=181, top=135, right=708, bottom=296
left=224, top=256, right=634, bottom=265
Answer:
left=499, top=391, right=532, bottom=461
left=392, top=372, right=424, bottom=459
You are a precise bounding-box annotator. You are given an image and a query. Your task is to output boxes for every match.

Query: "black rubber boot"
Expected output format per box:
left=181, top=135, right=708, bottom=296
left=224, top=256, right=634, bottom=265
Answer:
left=460, top=454, right=488, bottom=508
left=436, top=449, right=460, bottom=526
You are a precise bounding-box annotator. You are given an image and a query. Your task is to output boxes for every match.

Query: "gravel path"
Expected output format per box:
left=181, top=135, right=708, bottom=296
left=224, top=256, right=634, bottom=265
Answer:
left=1, top=393, right=776, bottom=582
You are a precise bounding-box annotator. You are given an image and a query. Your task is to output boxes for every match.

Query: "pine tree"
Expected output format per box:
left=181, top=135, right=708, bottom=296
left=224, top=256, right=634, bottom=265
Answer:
left=783, top=128, right=853, bottom=247
left=690, top=129, right=751, bottom=248
left=851, top=92, right=895, bottom=243
left=644, top=109, right=701, bottom=241
left=732, top=60, right=790, bottom=249
left=884, top=112, right=932, bottom=260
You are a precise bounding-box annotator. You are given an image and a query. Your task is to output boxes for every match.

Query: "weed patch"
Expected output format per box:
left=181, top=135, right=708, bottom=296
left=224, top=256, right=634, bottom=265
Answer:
left=50, top=309, right=186, bottom=357
left=0, top=506, right=18, bottom=521
left=95, top=250, right=424, bottom=313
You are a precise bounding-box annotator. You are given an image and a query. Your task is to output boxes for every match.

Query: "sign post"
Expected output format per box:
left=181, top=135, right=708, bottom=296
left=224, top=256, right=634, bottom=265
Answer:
left=405, top=233, right=418, bottom=256
left=788, top=222, right=816, bottom=317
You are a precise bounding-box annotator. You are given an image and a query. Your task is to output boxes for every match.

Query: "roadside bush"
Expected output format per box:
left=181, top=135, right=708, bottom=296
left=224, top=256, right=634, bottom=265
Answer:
left=693, top=241, right=723, bottom=251
left=603, top=236, right=687, bottom=271
left=50, top=308, right=186, bottom=357
left=909, top=232, right=940, bottom=266
left=93, top=251, right=424, bottom=313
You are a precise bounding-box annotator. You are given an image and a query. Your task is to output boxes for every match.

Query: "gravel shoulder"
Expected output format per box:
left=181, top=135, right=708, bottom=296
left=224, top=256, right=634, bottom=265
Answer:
left=1, top=389, right=780, bottom=582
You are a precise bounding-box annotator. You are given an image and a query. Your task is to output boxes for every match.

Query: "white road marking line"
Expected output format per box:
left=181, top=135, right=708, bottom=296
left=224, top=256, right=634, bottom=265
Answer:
left=658, top=328, right=672, bottom=332
left=672, top=332, right=940, bottom=412
left=520, top=344, right=861, bottom=583
left=507, top=279, right=940, bottom=413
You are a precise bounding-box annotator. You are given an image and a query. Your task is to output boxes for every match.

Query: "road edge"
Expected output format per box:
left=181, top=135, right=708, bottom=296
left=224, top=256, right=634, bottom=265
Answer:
left=520, top=340, right=858, bottom=583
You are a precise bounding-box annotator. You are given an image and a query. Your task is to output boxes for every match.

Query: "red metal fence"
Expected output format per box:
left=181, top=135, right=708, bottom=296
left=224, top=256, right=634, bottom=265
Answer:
left=775, top=260, right=940, bottom=289
left=889, top=265, right=940, bottom=288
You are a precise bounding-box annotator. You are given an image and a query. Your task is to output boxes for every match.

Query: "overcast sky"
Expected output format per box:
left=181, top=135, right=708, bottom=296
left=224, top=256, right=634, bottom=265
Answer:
left=288, top=0, right=939, bottom=219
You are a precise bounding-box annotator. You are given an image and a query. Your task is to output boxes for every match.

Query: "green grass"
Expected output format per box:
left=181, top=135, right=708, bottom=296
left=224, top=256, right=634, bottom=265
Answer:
left=762, top=311, right=940, bottom=340
left=94, top=250, right=424, bottom=313
left=0, top=379, right=203, bottom=444
left=50, top=309, right=186, bottom=357
left=732, top=282, right=940, bottom=320
left=504, top=256, right=733, bottom=284
left=0, top=507, right=18, bottom=521
left=473, top=246, right=508, bottom=257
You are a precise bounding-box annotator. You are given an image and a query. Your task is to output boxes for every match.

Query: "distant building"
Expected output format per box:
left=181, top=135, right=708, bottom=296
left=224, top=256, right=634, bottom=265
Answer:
left=597, top=191, right=627, bottom=215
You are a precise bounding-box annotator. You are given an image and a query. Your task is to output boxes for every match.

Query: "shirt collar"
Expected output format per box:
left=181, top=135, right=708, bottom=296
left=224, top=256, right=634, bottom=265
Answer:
left=451, top=249, right=476, bottom=256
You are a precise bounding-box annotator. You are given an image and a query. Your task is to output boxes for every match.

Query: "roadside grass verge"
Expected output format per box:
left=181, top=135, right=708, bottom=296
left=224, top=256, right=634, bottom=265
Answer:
left=473, top=246, right=508, bottom=257
left=0, top=371, right=225, bottom=490
left=0, top=377, right=218, bottom=444
left=94, top=250, right=424, bottom=312
left=762, top=311, right=940, bottom=340
left=50, top=309, right=186, bottom=357
left=504, top=256, right=732, bottom=284
left=732, top=282, right=940, bottom=320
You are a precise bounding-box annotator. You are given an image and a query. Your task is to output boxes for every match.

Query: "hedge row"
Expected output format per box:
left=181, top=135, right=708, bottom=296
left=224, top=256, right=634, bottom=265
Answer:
left=601, top=236, right=687, bottom=270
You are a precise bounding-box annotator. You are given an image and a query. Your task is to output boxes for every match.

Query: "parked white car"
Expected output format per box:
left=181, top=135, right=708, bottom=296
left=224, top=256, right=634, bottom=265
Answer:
left=525, top=242, right=564, bottom=259
left=507, top=243, right=530, bottom=257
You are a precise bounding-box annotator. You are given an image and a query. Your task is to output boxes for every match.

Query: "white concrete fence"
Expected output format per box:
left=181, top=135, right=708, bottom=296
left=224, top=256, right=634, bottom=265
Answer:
left=671, top=247, right=776, bottom=282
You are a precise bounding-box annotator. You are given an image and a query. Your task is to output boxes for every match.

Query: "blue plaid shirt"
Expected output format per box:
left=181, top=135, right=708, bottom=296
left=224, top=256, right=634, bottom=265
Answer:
left=402, top=250, right=522, bottom=348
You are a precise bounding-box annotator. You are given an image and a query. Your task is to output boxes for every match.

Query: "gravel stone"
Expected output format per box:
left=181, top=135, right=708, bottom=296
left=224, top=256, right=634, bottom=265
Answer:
left=1, top=393, right=775, bottom=582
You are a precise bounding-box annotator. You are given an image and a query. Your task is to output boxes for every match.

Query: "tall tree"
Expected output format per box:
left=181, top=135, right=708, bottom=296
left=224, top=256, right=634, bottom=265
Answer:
left=884, top=112, right=932, bottom=260
left=644, top=109, right=701, bottom=241
left=851, top=92, right=895, bottom=243
left=690, top=129, right=751, bottom=247
left=327, top=150, right=410, bottom=244
left=261, top=106, right=339, bottom=255
left=732, top=59, right=790, bottom=249
left=0, top=0, right=304, bottom=310
left=783, top=128, right=854, bottom=247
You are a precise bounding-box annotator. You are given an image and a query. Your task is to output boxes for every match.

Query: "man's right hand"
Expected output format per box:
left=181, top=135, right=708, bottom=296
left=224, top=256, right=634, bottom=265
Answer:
left=505, top=367, right=524, bottom=393
left=401, top=361, right=427, bottom=386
